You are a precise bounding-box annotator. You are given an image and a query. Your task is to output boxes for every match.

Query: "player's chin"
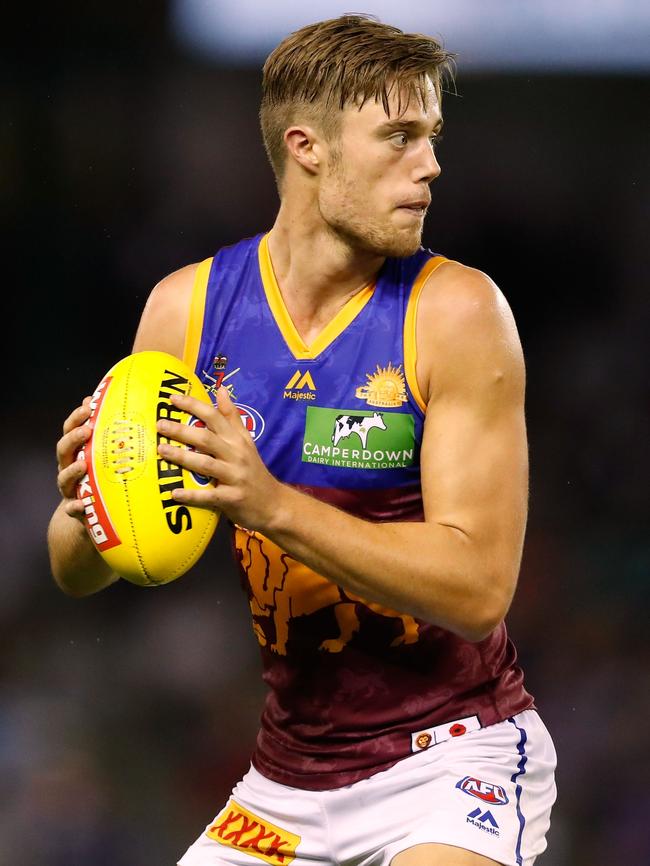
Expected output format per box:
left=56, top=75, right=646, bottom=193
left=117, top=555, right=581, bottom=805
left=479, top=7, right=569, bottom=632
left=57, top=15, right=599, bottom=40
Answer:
left=383, top=227, right=423, bottom=258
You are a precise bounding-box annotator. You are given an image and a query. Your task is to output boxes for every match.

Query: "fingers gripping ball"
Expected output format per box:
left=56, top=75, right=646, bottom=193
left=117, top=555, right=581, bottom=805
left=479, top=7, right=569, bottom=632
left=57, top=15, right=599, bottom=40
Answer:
left=76, top=351, right=219, bottom=585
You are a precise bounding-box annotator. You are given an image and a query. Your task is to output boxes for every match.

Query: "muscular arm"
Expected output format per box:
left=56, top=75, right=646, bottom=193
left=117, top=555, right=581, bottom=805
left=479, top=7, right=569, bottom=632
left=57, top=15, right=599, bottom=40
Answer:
left=48, top=264, right=197, bottom=596
left=163, top=264, right=528, bottom=641
left=265, top=266, right=527, bottom=639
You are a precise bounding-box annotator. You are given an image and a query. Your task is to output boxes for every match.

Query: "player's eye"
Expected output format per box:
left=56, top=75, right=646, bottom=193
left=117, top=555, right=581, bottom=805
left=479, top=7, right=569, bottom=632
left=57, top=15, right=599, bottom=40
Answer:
left=430, top=134, right=443, bottom=150
left=390, top=132, right=409, bottom=147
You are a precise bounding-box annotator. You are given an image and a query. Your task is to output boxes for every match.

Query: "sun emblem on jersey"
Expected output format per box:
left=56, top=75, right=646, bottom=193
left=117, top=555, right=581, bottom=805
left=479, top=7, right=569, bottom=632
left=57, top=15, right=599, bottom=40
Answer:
left=355, top=363, right=408, bottom=408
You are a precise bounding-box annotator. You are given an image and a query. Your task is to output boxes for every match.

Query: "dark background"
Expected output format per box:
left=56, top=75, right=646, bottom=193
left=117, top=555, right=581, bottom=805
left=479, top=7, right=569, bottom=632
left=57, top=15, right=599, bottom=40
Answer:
left=3, top=5, right=649, bottom=865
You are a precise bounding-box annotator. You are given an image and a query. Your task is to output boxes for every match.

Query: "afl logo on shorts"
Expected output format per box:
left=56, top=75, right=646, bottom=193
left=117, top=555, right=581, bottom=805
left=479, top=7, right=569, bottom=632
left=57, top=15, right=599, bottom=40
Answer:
left=456, top=777, right=509, bottom=806
left=187, top=416, right=212, bottom=486
left=236, top=403, right=265, bottom=441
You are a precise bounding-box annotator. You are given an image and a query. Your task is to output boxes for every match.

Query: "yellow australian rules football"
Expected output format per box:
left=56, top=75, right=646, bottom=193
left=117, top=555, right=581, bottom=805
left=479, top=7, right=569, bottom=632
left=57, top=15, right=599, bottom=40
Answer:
left=76, top=351, right=219, bottom=585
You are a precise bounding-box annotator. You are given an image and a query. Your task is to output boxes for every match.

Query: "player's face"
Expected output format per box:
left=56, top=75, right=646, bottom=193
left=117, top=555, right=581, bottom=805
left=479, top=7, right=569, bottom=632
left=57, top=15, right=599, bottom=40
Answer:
left=318, top=78, right=442, bottom=258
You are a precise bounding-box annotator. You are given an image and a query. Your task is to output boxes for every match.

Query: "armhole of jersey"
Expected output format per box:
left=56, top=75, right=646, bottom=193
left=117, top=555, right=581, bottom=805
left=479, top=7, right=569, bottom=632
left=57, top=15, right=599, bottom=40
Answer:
left=404, top=255, right=450, bottom=414
left=182, top=256, right=213, bottom=372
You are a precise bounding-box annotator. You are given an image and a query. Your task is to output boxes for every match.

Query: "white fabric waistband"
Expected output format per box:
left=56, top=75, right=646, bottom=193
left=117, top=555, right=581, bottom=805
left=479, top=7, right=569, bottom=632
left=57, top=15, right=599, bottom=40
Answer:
left=410, top=714, right=481, bottom=752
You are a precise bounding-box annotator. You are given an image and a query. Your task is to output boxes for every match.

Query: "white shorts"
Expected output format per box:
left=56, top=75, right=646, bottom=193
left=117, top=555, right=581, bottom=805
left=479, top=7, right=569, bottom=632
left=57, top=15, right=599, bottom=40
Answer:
left=178, top=710, right=556, bottom=866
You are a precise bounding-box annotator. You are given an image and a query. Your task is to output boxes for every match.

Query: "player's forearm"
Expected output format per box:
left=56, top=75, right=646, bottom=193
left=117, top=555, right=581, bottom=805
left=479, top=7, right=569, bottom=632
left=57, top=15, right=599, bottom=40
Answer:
left=263, top=484, right=520, bottom=642
left=47, top=503, right=118, bottom=597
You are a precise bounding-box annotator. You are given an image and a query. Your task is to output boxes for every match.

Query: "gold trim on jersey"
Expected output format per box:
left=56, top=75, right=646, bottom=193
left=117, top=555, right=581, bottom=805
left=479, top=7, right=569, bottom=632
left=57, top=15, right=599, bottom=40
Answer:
left=403, top=255, right=450, bottom=412
left=183, top=257, right=213, bottom=371
left=258, top=233, right=376, bottom=360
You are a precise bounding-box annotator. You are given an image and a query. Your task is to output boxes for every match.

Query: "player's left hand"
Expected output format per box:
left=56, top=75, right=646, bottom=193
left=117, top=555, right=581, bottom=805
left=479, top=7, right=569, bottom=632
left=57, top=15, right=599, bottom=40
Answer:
left=156, top=387, right=282, bottom=530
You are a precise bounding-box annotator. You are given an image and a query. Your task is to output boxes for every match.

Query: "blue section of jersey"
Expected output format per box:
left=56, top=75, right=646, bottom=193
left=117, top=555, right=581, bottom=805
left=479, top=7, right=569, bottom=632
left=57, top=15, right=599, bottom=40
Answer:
left=194, top=234, right=434, bottom=491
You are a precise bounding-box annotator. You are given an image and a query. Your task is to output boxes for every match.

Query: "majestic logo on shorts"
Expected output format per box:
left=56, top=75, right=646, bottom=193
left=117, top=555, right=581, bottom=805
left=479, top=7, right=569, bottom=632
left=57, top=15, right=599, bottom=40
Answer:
left=302, top=407, right=415, bottom=470
left=457, top=777, right=509, bottom=805
left=466, top=808, right=500, bottom=837
left=206, top=799, right=300, bottom=866
left=355, top=362, right=408, bottom=407
left=284, top=370, right=316, bottom=401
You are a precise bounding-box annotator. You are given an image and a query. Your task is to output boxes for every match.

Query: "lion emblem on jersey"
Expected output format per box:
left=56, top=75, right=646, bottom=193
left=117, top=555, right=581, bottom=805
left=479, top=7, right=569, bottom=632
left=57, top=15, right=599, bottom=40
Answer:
left=236, top=528, right=419, bottom=655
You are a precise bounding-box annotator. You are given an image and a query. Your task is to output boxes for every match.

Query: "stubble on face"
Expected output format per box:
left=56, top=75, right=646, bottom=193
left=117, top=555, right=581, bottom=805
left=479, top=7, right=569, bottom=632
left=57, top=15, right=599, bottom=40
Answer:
left=316, top=86, right=439, bottom=259
left=319, top=145, right=425, bottom=259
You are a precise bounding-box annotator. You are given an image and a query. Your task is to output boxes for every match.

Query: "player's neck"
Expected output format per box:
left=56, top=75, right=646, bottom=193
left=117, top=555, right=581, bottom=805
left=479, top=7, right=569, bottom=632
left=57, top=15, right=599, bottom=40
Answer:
left=268, top=203, right=383, bottom=327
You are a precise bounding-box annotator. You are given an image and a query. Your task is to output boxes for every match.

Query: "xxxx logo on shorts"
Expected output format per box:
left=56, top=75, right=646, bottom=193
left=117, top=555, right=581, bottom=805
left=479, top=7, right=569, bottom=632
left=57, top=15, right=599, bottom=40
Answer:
left=206, top=800, right=301, bottom=866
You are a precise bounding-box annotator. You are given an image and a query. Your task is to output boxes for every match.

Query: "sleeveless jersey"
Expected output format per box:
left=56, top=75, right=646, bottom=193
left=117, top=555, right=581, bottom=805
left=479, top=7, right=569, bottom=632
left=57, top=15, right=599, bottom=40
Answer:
left=183, top=233, right=533, bottom=791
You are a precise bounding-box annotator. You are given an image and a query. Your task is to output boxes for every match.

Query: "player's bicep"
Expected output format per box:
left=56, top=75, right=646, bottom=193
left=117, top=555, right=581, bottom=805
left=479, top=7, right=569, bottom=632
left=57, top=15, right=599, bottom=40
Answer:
left=421, top=394, right=528, bottom=545
left=419, top=269, right=528, bottom=589
left=132, top=263, right=198, bottom=358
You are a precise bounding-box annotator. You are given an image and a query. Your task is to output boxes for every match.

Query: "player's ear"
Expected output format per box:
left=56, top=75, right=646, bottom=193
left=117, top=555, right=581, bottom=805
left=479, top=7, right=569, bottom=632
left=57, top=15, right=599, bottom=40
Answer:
left=284, top=125, right=322, bottom=175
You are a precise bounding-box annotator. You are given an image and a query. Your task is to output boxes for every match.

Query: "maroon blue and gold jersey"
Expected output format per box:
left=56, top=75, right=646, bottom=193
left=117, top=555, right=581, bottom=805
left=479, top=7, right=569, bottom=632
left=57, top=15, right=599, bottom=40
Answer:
left=183, top=233, right=533, bottom=790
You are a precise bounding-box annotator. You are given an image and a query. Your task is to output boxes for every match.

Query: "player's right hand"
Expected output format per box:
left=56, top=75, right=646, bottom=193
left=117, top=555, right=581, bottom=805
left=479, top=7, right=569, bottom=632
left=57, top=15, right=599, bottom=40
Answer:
left=56, top=397, right=93, bottom=521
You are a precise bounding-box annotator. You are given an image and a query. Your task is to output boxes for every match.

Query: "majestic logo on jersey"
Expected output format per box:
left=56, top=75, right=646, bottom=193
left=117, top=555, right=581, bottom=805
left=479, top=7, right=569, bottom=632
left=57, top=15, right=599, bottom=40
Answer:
left=207, top=799, right=300, bottom=866
left=302, top=407, right=414, bottom=470
left=237, top=529, right=419, bottom=655
left=355, top=362, right=408, bottom=407
left=457, top=777, right=509, bottom=806
left=284, top=370, right=316, bottom=401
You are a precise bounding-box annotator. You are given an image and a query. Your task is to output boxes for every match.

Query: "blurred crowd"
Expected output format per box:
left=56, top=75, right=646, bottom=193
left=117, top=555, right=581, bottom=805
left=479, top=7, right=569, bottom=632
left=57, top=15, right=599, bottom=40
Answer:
left=3, top=8, right=648, bottom=865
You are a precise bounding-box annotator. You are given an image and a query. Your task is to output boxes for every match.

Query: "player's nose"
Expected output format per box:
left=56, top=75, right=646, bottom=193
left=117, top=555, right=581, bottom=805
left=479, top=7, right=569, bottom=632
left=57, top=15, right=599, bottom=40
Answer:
left=415, top=141, right=441, bottom=185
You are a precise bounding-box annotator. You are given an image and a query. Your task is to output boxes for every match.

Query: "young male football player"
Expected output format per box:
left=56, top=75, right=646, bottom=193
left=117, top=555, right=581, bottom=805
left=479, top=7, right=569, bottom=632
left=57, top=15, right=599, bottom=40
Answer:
left=49, top=15, right=556, bottom=866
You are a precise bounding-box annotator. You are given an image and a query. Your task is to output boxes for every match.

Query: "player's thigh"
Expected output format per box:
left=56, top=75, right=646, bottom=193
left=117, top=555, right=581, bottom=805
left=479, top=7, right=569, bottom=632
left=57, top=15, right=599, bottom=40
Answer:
left=392, top=843, right=503, bottom=866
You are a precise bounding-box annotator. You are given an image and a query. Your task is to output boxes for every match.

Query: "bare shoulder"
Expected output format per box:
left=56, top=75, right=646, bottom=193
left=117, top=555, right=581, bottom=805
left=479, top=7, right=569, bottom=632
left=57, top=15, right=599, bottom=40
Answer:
left=132, top=262, right=200, bottom=358
left=416, top=260, right=525, bottom=404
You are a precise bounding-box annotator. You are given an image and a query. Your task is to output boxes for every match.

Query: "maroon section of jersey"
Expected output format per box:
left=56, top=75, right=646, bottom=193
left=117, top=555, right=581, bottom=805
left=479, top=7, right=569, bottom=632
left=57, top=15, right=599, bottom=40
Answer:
left=292, top=481, right=425, bottom=522
left=233, top=483, right=534, bottom=791
left=253, top=623, right=533, bottom=790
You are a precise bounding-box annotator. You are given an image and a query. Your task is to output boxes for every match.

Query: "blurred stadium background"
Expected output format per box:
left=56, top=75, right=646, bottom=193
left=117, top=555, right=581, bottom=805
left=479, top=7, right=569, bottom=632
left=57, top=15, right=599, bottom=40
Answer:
left=3, top=1, right=649, bottom=863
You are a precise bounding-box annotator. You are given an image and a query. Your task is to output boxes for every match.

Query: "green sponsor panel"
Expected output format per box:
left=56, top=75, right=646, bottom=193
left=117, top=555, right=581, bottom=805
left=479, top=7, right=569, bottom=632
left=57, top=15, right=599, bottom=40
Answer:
left=303, top=407, right=415, bottom=470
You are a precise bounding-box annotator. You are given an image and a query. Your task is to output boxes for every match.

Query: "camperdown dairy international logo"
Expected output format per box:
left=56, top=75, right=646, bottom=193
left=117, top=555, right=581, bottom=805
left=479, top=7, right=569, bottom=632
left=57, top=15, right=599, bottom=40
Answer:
left=302, top=407, right=415, bottom=470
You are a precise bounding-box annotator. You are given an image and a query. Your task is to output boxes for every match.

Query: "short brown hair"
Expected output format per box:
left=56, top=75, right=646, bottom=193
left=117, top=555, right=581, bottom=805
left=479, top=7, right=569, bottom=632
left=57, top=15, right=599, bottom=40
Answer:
left=260, top=14, right=455, bottom=184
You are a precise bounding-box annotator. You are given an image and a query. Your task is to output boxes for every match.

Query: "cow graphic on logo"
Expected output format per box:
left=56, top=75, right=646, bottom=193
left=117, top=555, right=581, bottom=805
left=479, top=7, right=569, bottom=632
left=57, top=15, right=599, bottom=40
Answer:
left=332, top=412, right=386, bottom=449
left=237, top=529, right=419, bottom=655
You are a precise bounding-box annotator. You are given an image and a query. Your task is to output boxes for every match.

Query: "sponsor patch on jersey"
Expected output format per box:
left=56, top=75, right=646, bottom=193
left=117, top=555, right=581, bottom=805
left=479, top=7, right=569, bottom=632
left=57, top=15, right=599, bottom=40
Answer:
left=302, top=407, right=414, bottom=470
left=206, top=799, right=300, bottom=866
left=457, top=776, right=509, bottom=805
left=355, top=362, right=408, bottom=407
